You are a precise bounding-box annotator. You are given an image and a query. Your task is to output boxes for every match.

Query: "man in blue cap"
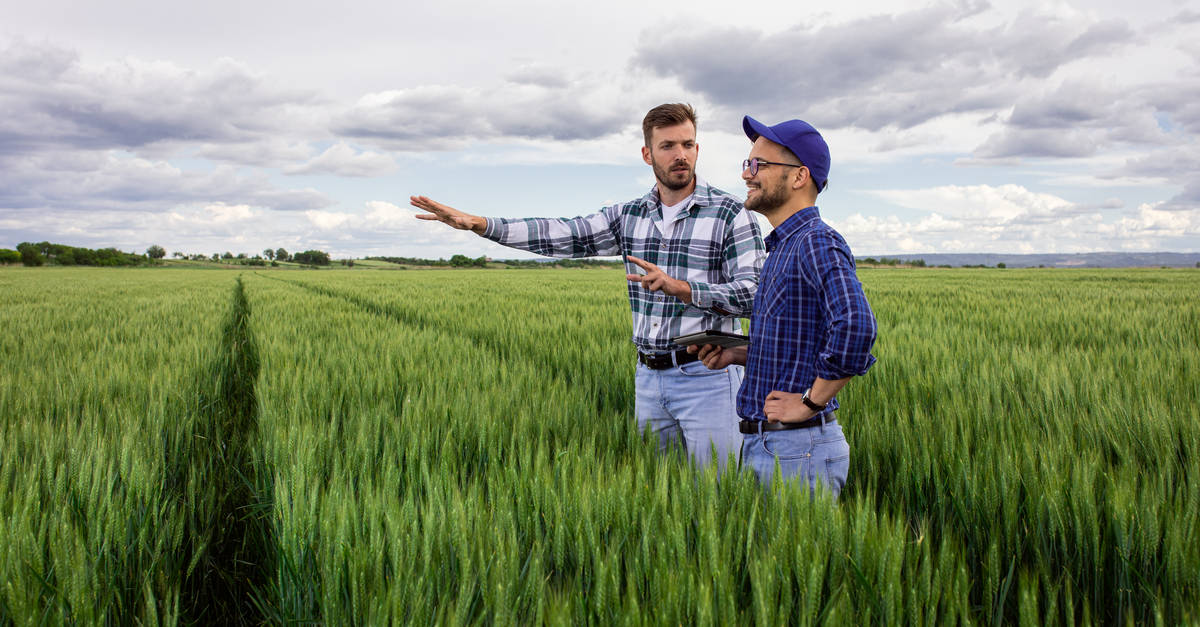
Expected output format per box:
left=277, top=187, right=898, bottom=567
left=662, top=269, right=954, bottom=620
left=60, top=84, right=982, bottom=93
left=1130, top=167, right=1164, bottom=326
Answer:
left=690, top=116, right=877, bottom=499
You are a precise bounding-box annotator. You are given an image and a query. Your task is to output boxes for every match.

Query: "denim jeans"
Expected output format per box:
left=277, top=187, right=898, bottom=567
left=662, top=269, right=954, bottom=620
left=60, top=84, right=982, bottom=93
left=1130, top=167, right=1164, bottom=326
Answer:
left=740, top=416, right=849, bottom=500
left=635, top=359, right=743, bottom=472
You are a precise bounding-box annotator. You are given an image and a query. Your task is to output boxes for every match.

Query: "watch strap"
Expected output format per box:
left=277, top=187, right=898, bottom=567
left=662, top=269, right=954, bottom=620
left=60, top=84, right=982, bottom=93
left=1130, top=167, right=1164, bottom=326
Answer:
left=801, top=389, right=827, bottom=412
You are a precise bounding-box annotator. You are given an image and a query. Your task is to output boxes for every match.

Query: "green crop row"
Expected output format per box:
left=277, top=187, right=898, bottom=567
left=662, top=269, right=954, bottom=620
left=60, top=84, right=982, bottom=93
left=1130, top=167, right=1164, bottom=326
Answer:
left=244, top=271, right=972, bottom=624
left=1, top=266, right=1197, bottom=624
left=850, top=270, right=1200, bottom=624
left=0, top=269, right=229, bottom=623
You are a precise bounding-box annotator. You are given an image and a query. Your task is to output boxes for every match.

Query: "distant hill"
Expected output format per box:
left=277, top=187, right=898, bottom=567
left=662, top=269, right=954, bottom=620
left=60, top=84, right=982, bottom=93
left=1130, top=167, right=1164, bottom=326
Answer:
left=859, top=252, right=1199, bottom=268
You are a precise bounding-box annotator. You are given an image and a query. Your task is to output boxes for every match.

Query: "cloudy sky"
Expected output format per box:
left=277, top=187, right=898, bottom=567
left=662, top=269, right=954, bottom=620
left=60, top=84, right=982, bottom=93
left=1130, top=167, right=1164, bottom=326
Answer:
left=2, top=0, right=1197, bottom=259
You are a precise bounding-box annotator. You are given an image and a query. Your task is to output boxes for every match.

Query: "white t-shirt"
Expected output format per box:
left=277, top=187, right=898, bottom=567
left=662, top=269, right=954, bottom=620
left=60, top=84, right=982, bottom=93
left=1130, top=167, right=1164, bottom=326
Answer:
left=657, top=194, right=694, bottom=240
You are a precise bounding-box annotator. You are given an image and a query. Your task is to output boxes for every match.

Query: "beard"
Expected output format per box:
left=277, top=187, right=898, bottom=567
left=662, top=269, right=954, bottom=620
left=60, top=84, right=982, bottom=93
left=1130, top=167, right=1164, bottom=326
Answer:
left=651, top=156, right=695, bottom=191
left=744, top=177, right=789, bottom=214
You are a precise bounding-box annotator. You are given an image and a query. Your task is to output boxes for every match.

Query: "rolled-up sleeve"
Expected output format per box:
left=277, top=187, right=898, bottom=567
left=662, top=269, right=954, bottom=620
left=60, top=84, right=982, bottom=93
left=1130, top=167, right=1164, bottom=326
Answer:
left=687, top=208, right=765, bottom=316
left=482, top=204, right=623, bottom=258
left=800, top=232, right=877, bottom=379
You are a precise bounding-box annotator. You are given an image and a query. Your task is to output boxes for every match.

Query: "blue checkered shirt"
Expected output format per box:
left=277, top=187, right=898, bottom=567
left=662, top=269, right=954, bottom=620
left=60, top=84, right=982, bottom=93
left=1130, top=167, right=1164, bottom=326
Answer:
left=482, top=178, right=765, bottom=352
left=738, top=206, right=877, bottom=421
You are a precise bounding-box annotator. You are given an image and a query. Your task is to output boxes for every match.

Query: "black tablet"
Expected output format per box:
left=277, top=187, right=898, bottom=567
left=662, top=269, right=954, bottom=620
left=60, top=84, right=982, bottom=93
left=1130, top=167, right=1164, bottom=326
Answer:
left=670, top=330, right=750, bottom=348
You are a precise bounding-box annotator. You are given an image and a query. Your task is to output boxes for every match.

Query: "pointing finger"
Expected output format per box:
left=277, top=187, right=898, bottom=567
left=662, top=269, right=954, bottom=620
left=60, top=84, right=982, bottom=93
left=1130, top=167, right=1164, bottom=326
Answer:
left=625, top=255, right=657, bottom=271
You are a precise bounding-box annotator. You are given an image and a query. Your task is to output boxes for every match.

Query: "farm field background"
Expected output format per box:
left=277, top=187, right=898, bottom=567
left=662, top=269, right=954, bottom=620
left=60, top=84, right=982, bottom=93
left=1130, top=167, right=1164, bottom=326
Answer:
left=1, top=266, right=1197, bottom=624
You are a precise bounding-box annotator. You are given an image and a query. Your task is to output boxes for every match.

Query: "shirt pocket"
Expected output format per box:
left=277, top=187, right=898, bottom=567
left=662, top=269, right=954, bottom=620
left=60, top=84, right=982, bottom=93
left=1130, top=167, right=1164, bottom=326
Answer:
left=662, top=238, right=719, bottom=281
left=756, top=276, right=789, bottom=316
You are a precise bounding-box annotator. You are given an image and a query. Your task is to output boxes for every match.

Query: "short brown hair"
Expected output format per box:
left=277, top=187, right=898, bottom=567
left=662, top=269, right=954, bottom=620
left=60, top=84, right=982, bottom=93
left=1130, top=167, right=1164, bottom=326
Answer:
left=642, top=103, right=697, bottom=146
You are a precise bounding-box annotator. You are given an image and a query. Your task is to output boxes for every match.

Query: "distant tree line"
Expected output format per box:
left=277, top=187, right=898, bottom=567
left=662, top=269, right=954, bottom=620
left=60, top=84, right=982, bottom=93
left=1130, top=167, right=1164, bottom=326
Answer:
left=12, top=242, right=147, bottom=267
left=368, top=255, right=458, bottom=267
left=167, top=247, right=331, bottom=266
left=292, top=250, right=331, bottom=265
left=5, top=242, right=334, bottom=268
left=857, top=257, right=927, bottom=267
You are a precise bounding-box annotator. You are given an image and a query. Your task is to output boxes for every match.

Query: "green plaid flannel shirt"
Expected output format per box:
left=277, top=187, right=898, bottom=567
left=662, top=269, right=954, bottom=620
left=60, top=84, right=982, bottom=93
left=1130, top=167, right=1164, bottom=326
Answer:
left=482, top=179, right=765, bottom=353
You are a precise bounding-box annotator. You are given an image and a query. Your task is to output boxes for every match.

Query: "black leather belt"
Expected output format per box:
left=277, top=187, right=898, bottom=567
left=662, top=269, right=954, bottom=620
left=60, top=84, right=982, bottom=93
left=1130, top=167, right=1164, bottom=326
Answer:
left=739, top=416, right=832, bottom=433
left=637, top=348, right=699, bottom=370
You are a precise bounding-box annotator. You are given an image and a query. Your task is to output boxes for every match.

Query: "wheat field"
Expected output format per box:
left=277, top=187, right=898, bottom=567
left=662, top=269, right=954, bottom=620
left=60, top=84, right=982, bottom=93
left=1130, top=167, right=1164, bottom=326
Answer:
left=1, top=266, right=1196, bottom=624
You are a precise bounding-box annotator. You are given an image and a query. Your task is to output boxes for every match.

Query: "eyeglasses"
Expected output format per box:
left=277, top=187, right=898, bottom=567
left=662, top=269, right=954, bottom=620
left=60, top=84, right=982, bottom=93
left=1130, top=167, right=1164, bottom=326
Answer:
left=742, top=158, right=805, bottom=177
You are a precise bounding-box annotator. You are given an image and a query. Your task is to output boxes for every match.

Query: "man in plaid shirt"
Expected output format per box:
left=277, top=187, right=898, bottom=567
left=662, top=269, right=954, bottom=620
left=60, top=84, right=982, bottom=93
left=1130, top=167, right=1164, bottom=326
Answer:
left=692, top=116, right=877, bottom=499
left=411, top=103, right=765, bottom=471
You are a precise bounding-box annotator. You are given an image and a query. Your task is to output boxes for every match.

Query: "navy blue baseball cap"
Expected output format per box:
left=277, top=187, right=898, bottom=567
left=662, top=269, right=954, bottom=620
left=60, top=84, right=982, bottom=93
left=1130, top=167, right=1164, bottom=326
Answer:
left=743, top=116, right=830, bottom=192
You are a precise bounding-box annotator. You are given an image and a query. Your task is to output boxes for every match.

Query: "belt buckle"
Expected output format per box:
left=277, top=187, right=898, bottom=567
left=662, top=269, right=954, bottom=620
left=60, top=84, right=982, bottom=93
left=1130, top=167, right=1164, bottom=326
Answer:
left=643, top=351, right=672, bottom=369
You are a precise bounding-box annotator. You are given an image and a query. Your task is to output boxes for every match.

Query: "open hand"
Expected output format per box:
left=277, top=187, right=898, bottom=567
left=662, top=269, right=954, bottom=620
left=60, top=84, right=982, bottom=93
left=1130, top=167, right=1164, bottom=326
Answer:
left=410, top=196, right=486, bottom=233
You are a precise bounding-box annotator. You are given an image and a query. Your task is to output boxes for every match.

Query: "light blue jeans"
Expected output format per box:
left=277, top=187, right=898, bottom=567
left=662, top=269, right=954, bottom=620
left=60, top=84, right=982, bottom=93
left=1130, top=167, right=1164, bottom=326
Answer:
left=740, top=416, right=850, bottom=500
left=635, top=359, right=743, bottom=472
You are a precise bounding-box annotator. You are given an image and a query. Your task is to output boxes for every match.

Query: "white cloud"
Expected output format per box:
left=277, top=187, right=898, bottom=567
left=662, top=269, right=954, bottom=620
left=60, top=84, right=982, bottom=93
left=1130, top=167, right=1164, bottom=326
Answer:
left=1, top=2, right=1196, bottom=256
left=869, top=184, right=1075, bottom=223
left=293, top=200, right=544, bottom=259
left=204, top=203, right=256, bottom=224
left=1110, top=203, right=1200, bottom=235
left=0, top=150, right=332, bottom=212
left=837, top=184, right=1199, bottom=254
left=285, top=142, right=396, bottom=177
left=305, top=210, right=354, bottom=230
left=362, top=200, right=411, bottom=227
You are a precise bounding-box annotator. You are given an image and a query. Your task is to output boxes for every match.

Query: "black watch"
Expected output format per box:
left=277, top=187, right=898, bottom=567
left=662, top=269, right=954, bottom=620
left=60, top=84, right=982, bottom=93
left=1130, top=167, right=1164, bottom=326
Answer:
left=801, top=389, right=827, bottom=412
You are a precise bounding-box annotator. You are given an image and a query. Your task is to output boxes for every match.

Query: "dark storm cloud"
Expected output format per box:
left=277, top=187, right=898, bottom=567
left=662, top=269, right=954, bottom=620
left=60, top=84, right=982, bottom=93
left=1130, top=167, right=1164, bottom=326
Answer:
left=1171, top=180, right=1200, bottom=205
left=1147, top=78, right=1200, bottom=134
left=1171, top=10, right=1200, bottom=23
left=630, top=2, right=1193, bottom=224
left=0, top=39, right=318, bottom=155
left=1121, top=145, right=1200, bottom=211
left=631, top=4, right=1134, bottom=132
left=0, top=39, right=344, bottom=212
left=1123, top=146, right=1200, bottom=179
left=505, top=65, right=571, bottom=89
left=973, top=80, right=1171, bottom=158
left=333, top=82, right=635, bottom=149
left=974, top=129, right=1102, bottom=159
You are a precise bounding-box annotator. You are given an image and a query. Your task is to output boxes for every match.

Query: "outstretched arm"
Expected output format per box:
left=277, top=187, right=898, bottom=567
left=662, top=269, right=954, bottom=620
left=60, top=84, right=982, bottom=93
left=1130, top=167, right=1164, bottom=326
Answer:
left=413, top=195, right=623, bottom=258
left=410, top=196, right=486, bottom=233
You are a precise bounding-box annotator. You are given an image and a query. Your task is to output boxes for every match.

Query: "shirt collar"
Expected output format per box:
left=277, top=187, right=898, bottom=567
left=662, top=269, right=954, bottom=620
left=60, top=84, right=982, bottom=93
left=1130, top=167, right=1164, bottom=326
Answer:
left=645, top=176, right=714, bottom=213
left=764, top=206, right=821, bottom=252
